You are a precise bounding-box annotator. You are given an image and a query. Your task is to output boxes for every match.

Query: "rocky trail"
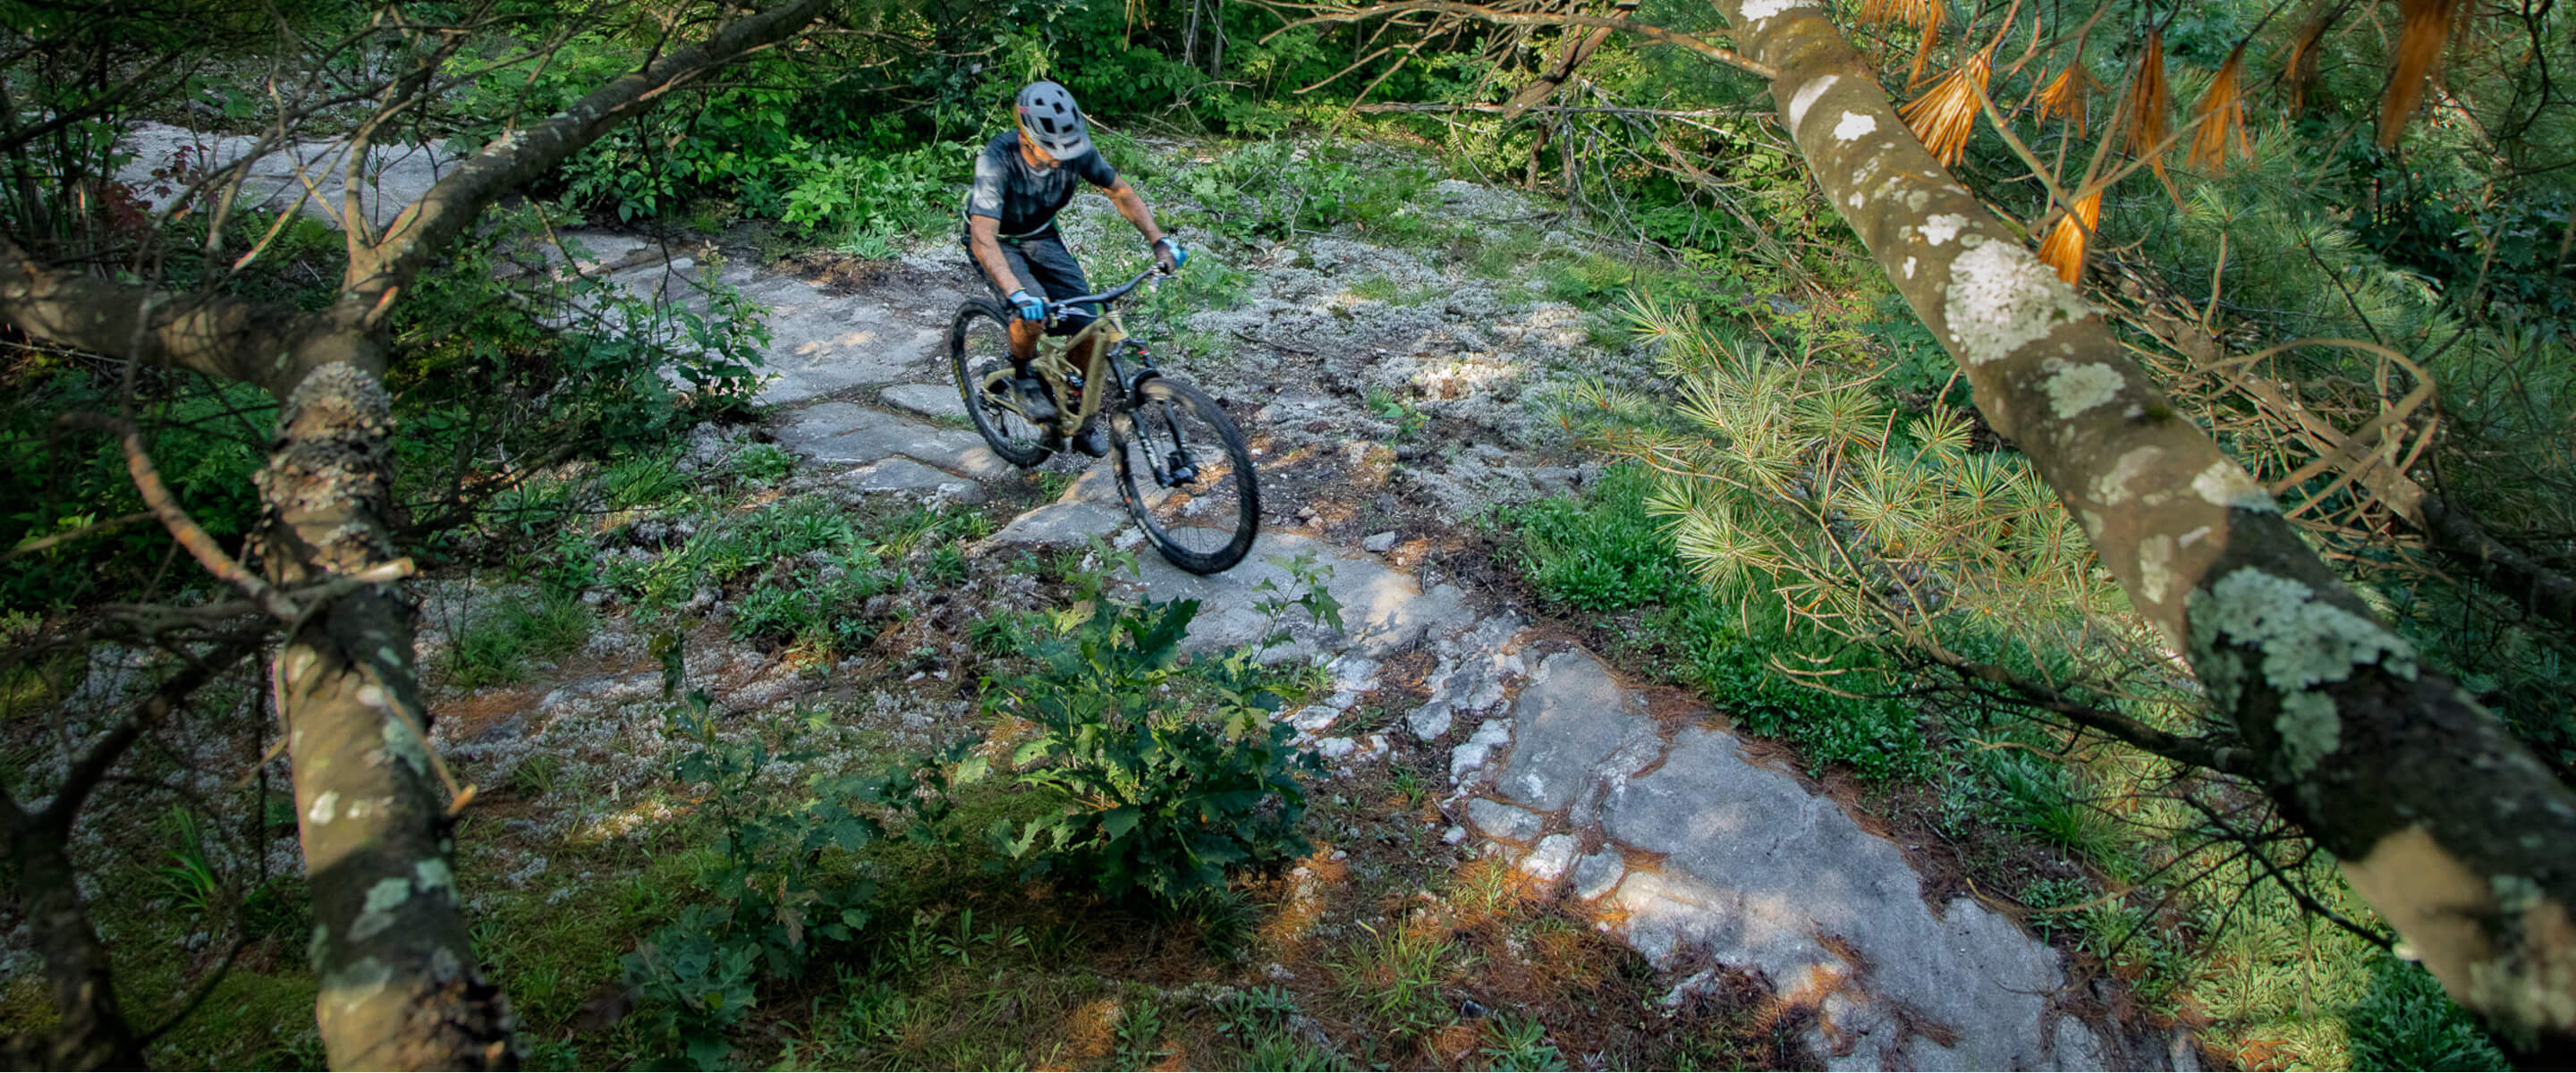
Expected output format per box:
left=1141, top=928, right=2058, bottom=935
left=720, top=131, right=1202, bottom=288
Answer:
left=486, top=206, right=2193, bottom=1070
left=77, top=124, right=2184, bottom=1066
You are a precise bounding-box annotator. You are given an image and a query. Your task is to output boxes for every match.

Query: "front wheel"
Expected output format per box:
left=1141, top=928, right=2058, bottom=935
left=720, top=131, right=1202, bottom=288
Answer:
left=949, top=300, right=1051, bottom=468
left=1111, top=377, right=1259, bottom=574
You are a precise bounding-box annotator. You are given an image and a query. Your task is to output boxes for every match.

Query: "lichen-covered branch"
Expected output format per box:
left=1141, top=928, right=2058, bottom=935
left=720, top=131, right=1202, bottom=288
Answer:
left=1702, top=0, right=2576, bottom=1056
left=2, top=4, right=839, bottom=1065
left=250, top=5, right=835, bottom=1064
left=254, top=350, right=514, bottom=1069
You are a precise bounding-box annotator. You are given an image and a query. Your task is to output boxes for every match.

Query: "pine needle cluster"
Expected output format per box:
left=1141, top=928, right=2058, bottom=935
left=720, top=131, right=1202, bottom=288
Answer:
left=1568, top=293, right=2165, bottom=693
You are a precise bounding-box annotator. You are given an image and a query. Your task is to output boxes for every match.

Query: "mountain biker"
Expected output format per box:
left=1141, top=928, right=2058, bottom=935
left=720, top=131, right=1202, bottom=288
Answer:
left=962, top=80, right=1184, bottom=451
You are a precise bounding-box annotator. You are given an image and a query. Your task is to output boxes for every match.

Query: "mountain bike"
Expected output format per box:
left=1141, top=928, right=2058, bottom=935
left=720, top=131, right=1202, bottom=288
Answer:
left=948, top=266, right=1259, bottom=574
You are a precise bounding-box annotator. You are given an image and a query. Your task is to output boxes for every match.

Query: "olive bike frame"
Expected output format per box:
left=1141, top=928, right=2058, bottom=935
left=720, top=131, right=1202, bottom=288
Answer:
left=980, top=268, right=1162, bottom=435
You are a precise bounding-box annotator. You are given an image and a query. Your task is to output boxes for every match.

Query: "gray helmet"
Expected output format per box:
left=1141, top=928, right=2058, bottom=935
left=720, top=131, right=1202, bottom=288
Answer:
left=1015, top=80, right=1092, bottom=160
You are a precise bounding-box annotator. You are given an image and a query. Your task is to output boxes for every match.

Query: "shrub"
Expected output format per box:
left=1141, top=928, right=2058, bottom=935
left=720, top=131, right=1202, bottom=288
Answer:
left=765, top=139, right=963, bottom=241
left=988, top=597, right=1320, bottom=905
left=2, top=372, right=273, bottom=612
left=728, top=558, right=894, bottom=653
left=1186, top=141, right=1439, bottom=242
left=1499, top=463, right=1693, bottom=612
left=624, top=721, right=976, bottom=1069
left=1667, top=610, right=1930, bottom=782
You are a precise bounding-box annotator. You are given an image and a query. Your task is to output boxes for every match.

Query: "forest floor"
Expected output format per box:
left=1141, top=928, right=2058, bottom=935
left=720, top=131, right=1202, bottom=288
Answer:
left=4, top=144, right=2220, bottom=1069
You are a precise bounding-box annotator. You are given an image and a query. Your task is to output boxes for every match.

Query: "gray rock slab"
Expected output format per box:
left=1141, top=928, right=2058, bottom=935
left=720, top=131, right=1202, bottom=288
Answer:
left=611, top=258, right=701, bottom=304
left=1572, top=849, right=1623, bottom=901
left=1411, top=630, right=1526, bottom=742
left=1494, top=650, right=1655, bottom=813
left=547, top=230, right=657, bottom=274
left=980, top=502, right=1128, bottom=550
left=1603, top=727, right=2095, bottom=1070
left=1061, top=462, right=1123, bottom=505
left=1120, top=530, right=1472, bottom=659
left=770, top=405, right=1004, bottom=477
left=738, top=276, right=946, bottom=405
left=1521, top=833, right=1577, bottom=883
left=1406, top=701, right=1454, bottom=742
left=1464, top=798, right=1542, bottom=843
left=1361, top=530, right=1397, bottom=553
left=844, top=458, right=986, bottom=503
left=891, top=430, right=1019, bottom=482
left=114, top=122, right=462, bottom=230
left=881, top=383, right=969, bottom=420
left=1451, top=718, right=1513, bottom=784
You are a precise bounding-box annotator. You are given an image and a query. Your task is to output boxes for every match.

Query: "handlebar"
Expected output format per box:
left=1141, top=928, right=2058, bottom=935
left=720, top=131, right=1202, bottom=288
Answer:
left=1046, top=266, right=1164, bottom=324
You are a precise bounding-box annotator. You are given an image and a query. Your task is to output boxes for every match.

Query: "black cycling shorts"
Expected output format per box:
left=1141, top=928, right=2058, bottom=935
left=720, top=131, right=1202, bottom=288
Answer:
left=972, top=229, right=1097, bottom=337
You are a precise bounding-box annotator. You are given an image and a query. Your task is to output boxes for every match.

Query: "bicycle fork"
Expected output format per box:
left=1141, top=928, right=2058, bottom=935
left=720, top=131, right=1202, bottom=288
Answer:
left=1140, top=398, right=1199, bottom=487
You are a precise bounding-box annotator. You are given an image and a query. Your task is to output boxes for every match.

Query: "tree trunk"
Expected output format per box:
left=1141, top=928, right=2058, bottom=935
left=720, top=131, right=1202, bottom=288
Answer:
left=3, top=3, right=835, bottom=1065
left=2, top=804, right=144, bottom=1069
left=260, top=343, right=513, bottom=1069
left=1703, top=0, right=2576, bottom=1057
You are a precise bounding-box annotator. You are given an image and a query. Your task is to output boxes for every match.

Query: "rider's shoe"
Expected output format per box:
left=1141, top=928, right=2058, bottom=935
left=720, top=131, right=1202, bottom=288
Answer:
left=1002, top=375, right=1058, bottom=424
left=1072, top=421, right=1110, bottom=459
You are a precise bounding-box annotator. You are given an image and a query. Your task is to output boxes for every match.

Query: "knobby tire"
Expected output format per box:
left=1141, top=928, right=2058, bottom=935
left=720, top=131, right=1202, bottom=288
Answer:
left=949, top=300, right=1051, bottom=468
left=1112, top=376, right=1259, bottom=574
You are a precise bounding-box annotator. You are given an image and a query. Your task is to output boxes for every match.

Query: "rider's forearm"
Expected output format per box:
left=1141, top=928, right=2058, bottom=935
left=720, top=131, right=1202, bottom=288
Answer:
left=967, top=217, right=1022, bottom=294
left=1106, top=184, right=1163, bottom=244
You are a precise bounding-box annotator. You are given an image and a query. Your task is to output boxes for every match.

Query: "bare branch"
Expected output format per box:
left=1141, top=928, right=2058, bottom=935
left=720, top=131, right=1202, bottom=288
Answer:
left=1937, top=656, right=2258, bottom=779
left=4, top=512, right=155, bottom=562
left=1275, top=1, right=1776, bottom=80
left=38, top=636, right=265, bottom=832
left=57, top=413, right=302, bottom=621
left=1352, top=100, right=1766, bottom=118
left=345, top=0, right=834, bottom=316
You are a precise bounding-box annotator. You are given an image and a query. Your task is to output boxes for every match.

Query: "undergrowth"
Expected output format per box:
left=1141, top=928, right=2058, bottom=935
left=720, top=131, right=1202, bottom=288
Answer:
left=1494, top=463, right=1931, bottom=782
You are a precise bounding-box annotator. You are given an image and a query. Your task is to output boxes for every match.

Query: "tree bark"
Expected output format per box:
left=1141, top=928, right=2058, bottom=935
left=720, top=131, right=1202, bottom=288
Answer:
left=1, top=3, right=835, bottom=1066
left=0, top=798, right=142, bottom=1070
left=0, top=235, right=292, bottom=385
left=1, top=636, right=257, bottom=1069
left=269, top=3, right=833, bottom=1060
left=1701, top=0, right=2576, bottom=1056
left=1500, top=0, right=1637, bottom=120
left=258, top=342, right=520, bottom=1070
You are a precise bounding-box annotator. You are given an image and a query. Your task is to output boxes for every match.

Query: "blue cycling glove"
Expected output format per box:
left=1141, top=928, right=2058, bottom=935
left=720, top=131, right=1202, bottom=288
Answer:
left=1153, top=237, right=1187, bottom=274
left=1006, top=288, right=1046, bottom=322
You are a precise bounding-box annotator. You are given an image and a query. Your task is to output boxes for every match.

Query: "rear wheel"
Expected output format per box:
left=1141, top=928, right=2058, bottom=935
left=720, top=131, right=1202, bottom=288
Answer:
left=949, top=300, right=1050, bottom=468
left=1111, top=376, right=1259, bottom=574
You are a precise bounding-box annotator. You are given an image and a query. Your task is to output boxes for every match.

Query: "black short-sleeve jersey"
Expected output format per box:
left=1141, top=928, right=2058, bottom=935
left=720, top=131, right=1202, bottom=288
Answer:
left=963, top=131, right=1121, bottom=239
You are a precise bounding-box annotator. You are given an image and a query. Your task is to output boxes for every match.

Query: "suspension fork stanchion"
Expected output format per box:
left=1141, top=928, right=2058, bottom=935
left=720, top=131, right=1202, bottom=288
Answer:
left=1154, top=397, right=1195, bottom=486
